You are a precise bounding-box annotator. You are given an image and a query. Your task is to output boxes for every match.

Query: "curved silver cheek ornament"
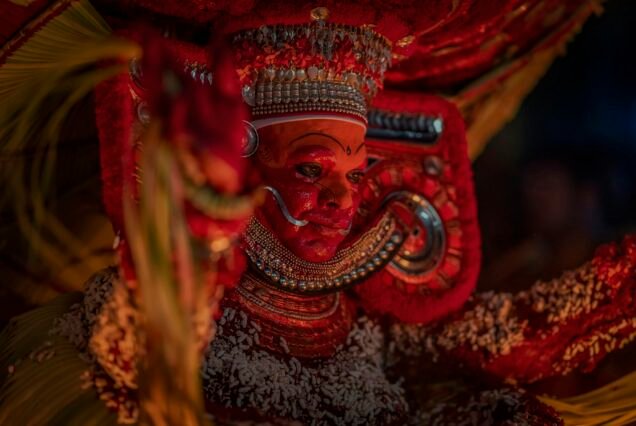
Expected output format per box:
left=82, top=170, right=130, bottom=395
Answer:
left=263, top=186, right=309, bottom=227
left=382, top=191, right=446, bottom=279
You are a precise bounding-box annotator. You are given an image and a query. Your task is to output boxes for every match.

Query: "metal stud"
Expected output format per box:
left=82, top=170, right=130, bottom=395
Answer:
left=265, top=67, right=276, bottom=81
left=242, top=85, right=256, bottom=106
left=424, top=155, right=444, bottom=177
left=241, top=121, right=259, bottom=157
left=129, top=58, right=144, bottom=88
left=136, top=102, right=151, bottom=125
left=391, top=233, right=403, bottom=244
left=307, top=66, right=319, bottom=79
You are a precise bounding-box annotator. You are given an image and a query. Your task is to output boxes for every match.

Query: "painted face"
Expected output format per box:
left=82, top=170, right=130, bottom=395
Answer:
left=254, top=119, right=367, bottom=263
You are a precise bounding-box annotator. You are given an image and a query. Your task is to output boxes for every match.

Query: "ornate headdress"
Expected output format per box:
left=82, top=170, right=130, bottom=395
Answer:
left=231, top=8, right=391, bottom=124
left=0, top=0, right=602, bottom=314
left=0, top=2, right=608, bottom=423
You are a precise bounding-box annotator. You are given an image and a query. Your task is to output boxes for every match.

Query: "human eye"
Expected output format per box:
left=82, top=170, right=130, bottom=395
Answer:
left=346, top=169, right=365, bottom=184
left=295, top=163, right=323, bottom=179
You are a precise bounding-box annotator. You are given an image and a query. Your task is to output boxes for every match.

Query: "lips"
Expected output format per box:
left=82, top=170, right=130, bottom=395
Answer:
left=308, top=223, right=351, bottom=239
left=303, top=210, right=353, bottom=231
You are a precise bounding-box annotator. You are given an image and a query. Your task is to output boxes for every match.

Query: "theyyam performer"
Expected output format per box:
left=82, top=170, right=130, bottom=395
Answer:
left=1, top=0, right=635, bottom=424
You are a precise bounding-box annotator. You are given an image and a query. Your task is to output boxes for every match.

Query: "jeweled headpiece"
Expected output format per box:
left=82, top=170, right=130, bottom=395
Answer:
left=230, top=9, right=391, bottom=124
left=0, top=0, right=602, bottom=322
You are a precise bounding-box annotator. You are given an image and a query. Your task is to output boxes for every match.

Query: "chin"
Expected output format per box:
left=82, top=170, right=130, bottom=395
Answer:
left=290, top=236, right=343, bottom=263
left=256, top=207, right=350, bottom=263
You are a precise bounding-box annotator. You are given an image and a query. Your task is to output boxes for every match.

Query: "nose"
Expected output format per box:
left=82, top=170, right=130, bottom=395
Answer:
left=319, top=177, right=353, bottom=210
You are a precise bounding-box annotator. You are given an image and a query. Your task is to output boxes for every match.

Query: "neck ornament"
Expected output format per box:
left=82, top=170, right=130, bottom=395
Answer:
left=243, top=212, right=404, bottom=295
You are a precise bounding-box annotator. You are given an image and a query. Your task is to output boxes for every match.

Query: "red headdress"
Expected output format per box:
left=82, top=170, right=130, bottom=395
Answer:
left=0, top=0, right=602, bottom=321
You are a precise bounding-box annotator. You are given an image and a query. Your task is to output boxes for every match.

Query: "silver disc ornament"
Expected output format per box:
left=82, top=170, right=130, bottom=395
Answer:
left=242, top=120, right=259, bottom=158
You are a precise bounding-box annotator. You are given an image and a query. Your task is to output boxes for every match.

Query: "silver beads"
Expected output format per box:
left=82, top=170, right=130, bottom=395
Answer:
left=250, top=78, right=366, bottom=119
left=185, top=62, right=213, bottom=86
left=244, top=216, right=403, bottom=295
left=366, top=110, right=444, bottom=144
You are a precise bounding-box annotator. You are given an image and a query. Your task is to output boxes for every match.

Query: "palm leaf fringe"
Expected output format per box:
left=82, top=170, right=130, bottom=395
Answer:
left=124, top=122, right=211, bottom=426
left=539, top=370, right=636, bottom=426
left=0, top=0, right=140, bottom=289
left=0, top=293, right=117, bottom=425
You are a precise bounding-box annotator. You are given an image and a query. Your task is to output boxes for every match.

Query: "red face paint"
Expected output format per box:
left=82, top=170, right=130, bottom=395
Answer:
left=254, top=119, right=367, bottom=262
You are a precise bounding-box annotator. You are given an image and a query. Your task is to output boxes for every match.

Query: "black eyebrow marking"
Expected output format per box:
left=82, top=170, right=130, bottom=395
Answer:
left=354, top=142, right=365, bottom=154
left=288, top=132, right=346, bottom=153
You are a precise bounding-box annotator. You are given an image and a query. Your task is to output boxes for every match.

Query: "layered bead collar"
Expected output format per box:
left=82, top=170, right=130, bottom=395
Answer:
left=242, top=212, right=405, bottom=295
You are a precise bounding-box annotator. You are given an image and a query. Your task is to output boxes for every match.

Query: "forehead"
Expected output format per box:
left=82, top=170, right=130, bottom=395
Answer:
left=256, top=118, right=367, bottom=166
left=258, top=119, right=366, bottom=148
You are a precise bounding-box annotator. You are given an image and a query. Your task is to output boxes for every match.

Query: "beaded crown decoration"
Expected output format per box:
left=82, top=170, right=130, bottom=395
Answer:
left=229, top=7, right=392, bottom=123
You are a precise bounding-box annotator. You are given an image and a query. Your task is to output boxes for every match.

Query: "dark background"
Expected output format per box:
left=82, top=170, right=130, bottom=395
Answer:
left=475, top=0, right=636, bottom=293
left=473, top=0, right=636, bottom=395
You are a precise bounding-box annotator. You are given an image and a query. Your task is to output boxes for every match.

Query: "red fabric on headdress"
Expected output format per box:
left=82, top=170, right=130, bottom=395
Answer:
left=94, top=69, right=135, bottom=233
left=95, top=29, right=249, bottom=234
left=0, top=0, right=600, bottom=325
left=91, top=0, right=599, bottom=90
left=356, top=93, right=481, bottom=324
left=386, top=0, right=602, bottom=89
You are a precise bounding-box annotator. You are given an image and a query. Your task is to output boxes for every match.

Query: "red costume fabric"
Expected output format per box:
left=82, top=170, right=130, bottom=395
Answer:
left=2, top=1, right=634, bottom=425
